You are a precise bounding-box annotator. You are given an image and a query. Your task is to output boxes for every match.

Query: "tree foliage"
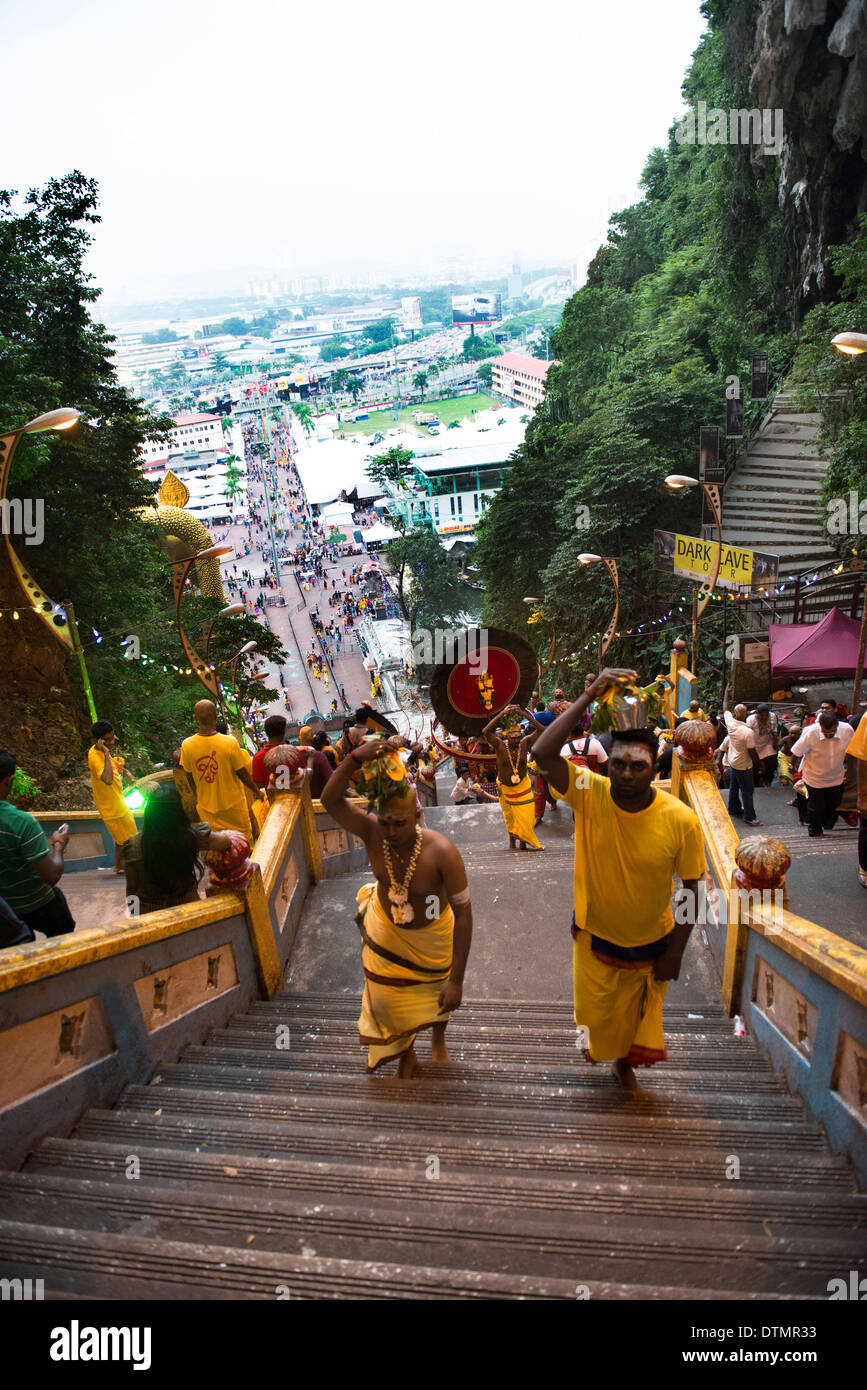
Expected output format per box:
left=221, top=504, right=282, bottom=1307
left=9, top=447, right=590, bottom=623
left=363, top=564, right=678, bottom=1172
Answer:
left=365, top=446, right=415, bottom=490
left=476, top=9, right=797, bottom=684
left=0, top=172, right=286, bottom=776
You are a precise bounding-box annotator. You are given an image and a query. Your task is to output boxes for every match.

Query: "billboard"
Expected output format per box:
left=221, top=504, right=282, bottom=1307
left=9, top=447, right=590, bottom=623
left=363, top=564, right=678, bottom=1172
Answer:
left=699, top=426, right=724, bottom=485
left=401, top=296, right=423, bottom=331
left=452, top=293, right=503, bottom=325
left=653, top=530, right=778, bottom=593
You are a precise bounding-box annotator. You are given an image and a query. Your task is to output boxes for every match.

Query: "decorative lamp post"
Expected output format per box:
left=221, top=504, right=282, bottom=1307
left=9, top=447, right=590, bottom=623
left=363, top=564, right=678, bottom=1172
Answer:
left=203, top=601, right=246, bottom=666
left=578, top=554, right=619, bottom=669
left=170, top=543, right=234, bottom=713
left=0, top=408, right=98, bottom=715
left=831, top=332, right=867, bottom=356
left=664, top=475, right=722, bottom=673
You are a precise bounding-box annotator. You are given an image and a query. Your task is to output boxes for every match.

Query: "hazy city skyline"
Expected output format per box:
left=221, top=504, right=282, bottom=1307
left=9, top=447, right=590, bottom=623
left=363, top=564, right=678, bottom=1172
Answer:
left=5, top=0, right=707, bottom=308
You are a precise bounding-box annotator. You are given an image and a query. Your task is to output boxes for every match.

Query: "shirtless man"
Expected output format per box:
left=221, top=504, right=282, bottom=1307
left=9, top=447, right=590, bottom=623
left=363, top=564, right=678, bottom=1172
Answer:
left=321, top=737, right=473, bottom=1079
left=482, top=704, right=546, bottom=850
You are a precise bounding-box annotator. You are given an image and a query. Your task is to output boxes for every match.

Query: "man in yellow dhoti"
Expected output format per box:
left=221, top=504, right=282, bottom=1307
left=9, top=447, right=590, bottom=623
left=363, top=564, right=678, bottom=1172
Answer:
left=322, top=736, right=473, bottom=1078
left=87, top=721, right=137, bottom=873
left=533, top=669, right=706, bottom=1092
left=482, top=704, right=546, bottom=851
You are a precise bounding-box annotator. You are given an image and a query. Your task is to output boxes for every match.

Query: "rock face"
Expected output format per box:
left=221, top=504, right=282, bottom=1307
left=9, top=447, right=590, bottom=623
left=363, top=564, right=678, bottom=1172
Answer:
left=750, top=0, right=867, bottom=321
left=0, top=559, right=89, bottom=795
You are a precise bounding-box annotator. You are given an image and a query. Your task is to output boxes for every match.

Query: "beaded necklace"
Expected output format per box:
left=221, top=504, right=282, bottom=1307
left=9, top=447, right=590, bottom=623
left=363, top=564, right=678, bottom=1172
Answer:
left=382, top=826, right=423, bottom=924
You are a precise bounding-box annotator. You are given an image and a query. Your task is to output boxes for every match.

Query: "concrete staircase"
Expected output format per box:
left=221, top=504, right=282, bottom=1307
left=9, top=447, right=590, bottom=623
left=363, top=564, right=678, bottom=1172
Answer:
left=0, top=804, right=863, bottom=1298
left=721, top=390, right=837, bottom=575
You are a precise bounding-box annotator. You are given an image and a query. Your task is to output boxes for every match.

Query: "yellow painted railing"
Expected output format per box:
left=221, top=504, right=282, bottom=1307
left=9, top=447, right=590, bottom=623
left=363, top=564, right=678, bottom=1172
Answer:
left=673, top=760, right=867, bottom=1013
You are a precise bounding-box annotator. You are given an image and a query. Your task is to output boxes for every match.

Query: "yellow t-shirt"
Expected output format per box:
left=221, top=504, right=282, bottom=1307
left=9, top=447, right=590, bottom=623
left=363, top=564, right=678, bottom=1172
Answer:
left=847, top=711, right=867, bottom=760
left=180, top=732, right=251, bottom=836
left=88, top=746, right=129, bottom=822
left=551, top=764, right=706, bottom=947
left=680, top=706, right=707, bottom=722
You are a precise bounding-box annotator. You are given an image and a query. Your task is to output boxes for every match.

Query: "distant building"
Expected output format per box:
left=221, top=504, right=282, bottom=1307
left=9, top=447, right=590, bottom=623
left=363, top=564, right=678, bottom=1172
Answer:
left=383, top=443, right=515, bottom=538
left=490, top=352, right=554, bottom=411
left=140, top=412, right=224, bottom=466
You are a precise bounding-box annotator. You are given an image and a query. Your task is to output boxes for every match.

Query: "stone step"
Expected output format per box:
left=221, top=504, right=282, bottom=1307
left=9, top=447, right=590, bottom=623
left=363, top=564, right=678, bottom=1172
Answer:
left=0, top=1220, right=788, bottom=1301
left=116, top=1082, right=827, bottom=1151
left=725, top=493, right=824, bottom=509
left=264, top=993, right=730, bottom=1023
left=29, top=1138, right=860, bottom=1230
left=73, top=1109, right=855, bottom=1189
left=194, top=1039, right=786, bottom=1089
left=0, top=1172, right=859, bottom=1295
left=144, top=1063, right=806, bottom=1125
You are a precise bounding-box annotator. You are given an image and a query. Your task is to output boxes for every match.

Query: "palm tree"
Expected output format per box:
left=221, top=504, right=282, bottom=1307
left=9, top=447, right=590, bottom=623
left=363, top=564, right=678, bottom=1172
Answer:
left=220, top=416, right=233, bottom=441
left=292, top=401, right=315, bottom=437
left=412, top=370, right=428, bottom=399
left=345, top=375, right=363, bottom=403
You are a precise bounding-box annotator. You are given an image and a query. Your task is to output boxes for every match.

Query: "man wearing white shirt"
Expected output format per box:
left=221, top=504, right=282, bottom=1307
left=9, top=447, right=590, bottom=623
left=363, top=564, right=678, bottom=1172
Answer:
left=721, top=690, right=762, bottom=825
left=791, top=713, right=855, bottom=837
left=746, top=704, right=779, bottom=786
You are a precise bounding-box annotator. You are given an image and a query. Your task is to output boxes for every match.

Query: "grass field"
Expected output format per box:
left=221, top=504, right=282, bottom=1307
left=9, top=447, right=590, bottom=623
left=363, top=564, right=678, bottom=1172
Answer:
left=335, top=393, right=500, bottom=438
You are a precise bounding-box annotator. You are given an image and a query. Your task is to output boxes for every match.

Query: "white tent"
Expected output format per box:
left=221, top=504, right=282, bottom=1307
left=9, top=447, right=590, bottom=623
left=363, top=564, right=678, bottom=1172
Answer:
left=364, top=520, right=400, bottom=544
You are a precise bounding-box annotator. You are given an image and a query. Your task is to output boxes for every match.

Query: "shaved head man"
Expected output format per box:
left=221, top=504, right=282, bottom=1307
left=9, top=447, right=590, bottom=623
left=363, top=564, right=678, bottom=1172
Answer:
left=322, top=736, right=472, bottom=1080
left=179, top=701, right=263, bottom=837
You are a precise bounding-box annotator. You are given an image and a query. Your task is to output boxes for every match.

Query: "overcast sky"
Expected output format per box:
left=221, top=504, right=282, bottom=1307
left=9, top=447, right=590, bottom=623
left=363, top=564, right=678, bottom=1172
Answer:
left=4, top=0, right=707, bottom=306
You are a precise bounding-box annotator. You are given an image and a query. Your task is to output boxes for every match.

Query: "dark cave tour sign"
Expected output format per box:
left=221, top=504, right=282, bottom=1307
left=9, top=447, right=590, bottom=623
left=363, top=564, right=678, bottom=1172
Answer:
left=430, top=627, right=538, bottom=738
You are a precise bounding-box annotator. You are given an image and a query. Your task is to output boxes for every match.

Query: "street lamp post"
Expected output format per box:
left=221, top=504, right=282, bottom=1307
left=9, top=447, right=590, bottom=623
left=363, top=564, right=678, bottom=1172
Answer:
left=664, top=475, right=722, bottom=673
left=0, top=408, right=81, bottom=650
left=170, top=543, right=234, bottom=713
left=577, top=554, right=620, bottom=669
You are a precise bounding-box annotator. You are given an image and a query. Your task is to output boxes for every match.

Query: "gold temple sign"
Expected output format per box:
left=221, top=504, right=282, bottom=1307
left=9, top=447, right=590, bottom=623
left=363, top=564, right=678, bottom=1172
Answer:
left=653, top=530, right=778, bottom=593
left=158, top=470, right=190, bottom=508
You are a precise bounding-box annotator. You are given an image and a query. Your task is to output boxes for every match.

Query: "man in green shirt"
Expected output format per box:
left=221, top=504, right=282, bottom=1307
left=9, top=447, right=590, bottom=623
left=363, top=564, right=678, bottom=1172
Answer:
left=0, top=750, right=75, bottom=938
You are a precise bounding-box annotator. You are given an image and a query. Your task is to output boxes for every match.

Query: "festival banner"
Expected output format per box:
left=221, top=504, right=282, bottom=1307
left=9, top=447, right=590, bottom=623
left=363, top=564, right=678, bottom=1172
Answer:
left=653, top=530, right=778, bottom=593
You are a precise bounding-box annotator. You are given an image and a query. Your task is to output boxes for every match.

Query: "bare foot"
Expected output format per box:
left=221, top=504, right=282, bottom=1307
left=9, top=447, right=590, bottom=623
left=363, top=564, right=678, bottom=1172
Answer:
left=431, top=1038, right=452, bottom=1063
left=394, top=1046, right=419, bottom=1080
left=534, top=816, right=543, bottom=826
left=611, top=1059, right=643, bottom=1094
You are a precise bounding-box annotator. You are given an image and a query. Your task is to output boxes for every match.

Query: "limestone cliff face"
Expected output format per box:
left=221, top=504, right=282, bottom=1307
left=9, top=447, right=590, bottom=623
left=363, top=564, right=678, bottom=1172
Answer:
left=749, top=0, right=867, bottom=320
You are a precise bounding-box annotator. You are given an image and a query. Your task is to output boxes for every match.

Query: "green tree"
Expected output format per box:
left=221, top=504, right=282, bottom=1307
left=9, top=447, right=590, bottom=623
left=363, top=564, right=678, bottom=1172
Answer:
left=141, top=328, right=180, bottom=344
left=345, top=374, right=363, bottom=402
left=319, top=337, right=351, bottom=362
left=477, top=362, right=494, bottom=386
left=412, top=370, right=428, bottom=398
left=221, top=316, right=249, bottom=336
left=382, top=527, right=466, bottom=651
left=222, top=454, right=244, bottom=506
left=292, top=401, right=315, bottom=436
left=366, top=446, right=415, bottom=490
left=363, top=317, right=395, bottom=344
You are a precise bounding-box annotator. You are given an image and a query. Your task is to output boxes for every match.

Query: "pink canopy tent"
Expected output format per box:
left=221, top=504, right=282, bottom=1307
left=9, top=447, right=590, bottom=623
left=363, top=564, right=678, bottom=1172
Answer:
left=768, top=605, right=867, bottom=680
